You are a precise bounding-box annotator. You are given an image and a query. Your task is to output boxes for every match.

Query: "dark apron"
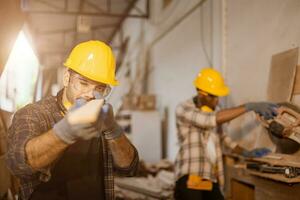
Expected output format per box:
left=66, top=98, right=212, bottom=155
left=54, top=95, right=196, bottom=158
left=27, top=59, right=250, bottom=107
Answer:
left=29, top=138, right=105, bottom=200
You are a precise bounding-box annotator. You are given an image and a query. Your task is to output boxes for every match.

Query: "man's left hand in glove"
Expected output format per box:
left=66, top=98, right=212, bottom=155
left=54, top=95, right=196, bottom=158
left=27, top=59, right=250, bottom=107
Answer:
left=97, top=103, right=124, bottom=140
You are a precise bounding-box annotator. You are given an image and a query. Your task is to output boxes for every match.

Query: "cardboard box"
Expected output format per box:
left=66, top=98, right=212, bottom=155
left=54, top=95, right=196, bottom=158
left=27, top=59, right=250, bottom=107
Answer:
left=136, top=95, right=156, bottom=110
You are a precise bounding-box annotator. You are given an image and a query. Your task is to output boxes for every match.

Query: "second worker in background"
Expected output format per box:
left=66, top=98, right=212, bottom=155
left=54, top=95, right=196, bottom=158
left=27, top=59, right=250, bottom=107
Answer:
left=174, top=68, right=277, bottom=200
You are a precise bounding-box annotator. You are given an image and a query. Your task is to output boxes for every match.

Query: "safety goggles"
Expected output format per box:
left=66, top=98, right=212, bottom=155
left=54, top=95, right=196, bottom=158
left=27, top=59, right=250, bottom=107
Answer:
left=70, top=72, right=112, bottom=98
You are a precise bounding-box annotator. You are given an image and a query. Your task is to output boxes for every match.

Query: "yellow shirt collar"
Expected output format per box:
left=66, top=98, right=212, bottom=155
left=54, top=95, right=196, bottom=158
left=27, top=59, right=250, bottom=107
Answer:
left=63, top=99, right=73, bottom=110
left=201, top=105, right=213, bottom=113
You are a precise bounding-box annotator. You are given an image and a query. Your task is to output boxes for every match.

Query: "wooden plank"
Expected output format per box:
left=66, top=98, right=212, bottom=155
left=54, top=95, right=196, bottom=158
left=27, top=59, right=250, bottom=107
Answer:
left=231, top=179, right=254, bottom=200
left=267, top=48, right=299, bottom=102
left=254, top=175, right=300, bottom=200
left=248, top=170, right=300, bottom=183
left=226, top=165, right=300, bottom=200
left=293, top=65, right=300, bottom=94
left=248, top=153, right=300, bottom=168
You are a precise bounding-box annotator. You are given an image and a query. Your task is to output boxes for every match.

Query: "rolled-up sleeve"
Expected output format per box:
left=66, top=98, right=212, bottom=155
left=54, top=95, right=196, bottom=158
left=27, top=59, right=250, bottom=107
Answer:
left=176, top=103, right=217, bottom=129
left=113, top=144, right=139, bottom=177
left=5, top=109, right=40, bottom=178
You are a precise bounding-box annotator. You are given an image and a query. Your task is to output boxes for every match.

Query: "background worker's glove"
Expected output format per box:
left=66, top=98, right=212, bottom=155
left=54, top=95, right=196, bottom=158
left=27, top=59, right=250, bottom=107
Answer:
left=53, top=99, right=104, bottom=144
left=242, top=147, right=271, bottom=158
left=98, top=103, right=123, bottom=140
left=245, top=102, right=278, bottom=120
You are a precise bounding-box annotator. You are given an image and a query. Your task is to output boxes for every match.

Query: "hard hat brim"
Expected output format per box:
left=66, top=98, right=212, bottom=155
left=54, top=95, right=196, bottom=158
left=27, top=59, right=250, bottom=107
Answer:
left=65, top=63, right=119, bottom=86
left=194, top=80, right=230, bottom=97
left=210, top=86, right=230, bottom=97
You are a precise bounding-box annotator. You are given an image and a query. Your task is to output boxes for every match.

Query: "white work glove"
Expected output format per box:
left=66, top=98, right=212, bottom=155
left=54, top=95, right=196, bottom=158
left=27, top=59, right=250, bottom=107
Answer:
left=53, top=99, right=104, bottom=144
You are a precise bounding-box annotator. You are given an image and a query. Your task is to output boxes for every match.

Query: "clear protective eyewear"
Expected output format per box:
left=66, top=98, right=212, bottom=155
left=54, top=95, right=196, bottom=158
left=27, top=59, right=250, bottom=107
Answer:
left=70, top=73, right=112, bottom=98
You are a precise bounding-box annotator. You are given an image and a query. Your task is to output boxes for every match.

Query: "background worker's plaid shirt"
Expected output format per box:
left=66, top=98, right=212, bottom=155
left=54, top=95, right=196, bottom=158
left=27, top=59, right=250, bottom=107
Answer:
left=174, top=97, right=237, bottom=188
left=5, top=90, right=139, bottom=200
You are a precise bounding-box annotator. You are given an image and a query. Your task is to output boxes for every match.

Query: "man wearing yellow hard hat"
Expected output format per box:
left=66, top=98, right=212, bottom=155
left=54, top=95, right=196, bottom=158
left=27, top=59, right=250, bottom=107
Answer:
left=6, top=41, right=139, bottom=200
left=174, top=68, right=277, bottom=200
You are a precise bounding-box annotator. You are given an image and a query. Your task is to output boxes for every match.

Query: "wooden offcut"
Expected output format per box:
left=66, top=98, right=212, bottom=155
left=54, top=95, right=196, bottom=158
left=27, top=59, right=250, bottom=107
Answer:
left=247, top=170, right=300, bottom=183
left=249, top=153, right=300, bottom=168
left=293, top=65, right=300, bottom=94
left=231, top=179, right=254, bottom=200
left=225, top=156, right=300, bottom=200
left=136, top=95, right=156, bottom=110
left=267, top=48, right=299, bottom=102
left=229, top=165, right=300, bottom=200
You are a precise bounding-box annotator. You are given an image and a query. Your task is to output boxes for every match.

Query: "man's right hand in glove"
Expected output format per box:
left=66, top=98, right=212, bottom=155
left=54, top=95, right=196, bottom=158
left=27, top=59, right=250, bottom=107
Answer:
left=53, top=99, right=104, bottom=144
left=25, top=99, right=105, bottom=170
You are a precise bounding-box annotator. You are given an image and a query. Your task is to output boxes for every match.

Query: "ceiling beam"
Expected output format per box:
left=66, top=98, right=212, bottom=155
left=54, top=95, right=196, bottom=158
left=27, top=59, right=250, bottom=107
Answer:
left=92, top=23, right=118, bottom=29
left=125, top=0, right=143, bottom=15
left=37, top=23, right=118, bottom=35
left=37, top=27, right=75, bottom=35
left=108, top=0, right=138, bottom=43
left=35, top=0, right=63, bottom=11
left=25, top=10, right=148, bottom=18
left=40, top=50, right=69, bottom=55
left=85, top=0, right=106, bottom=13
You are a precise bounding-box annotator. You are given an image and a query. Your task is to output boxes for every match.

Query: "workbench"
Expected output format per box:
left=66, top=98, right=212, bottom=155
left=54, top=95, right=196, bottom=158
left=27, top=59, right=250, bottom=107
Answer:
left=224, top=154, right=300, bottom=200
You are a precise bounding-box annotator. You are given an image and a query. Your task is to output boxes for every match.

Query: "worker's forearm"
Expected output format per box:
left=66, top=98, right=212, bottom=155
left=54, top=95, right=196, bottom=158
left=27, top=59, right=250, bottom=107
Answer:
left=25, top=130, right=69, bottom=170
left=107, top=133, right=135, bottom=168
left=216, top=105, right=247, bottom=124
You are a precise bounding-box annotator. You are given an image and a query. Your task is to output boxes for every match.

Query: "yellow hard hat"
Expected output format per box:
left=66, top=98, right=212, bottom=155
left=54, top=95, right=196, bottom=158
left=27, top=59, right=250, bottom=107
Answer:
left=193, top=68, right=229, bottom=96
left=64, top=40, right=119, bottom=86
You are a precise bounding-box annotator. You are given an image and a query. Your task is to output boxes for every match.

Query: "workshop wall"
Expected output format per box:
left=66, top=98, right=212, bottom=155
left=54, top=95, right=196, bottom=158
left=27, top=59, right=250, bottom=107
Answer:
left=225, top=0, right=300, bottom=150
left=110, top=0, right=300, bottom=159
left=110, top=0, right=222, bottom=160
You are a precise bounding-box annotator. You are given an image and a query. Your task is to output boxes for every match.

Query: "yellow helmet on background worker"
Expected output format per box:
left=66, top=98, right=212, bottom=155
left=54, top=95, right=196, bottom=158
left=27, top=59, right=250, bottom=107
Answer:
left=193, top=68, right=229, bottom=97
left=64, top=40, right=119, bottom=86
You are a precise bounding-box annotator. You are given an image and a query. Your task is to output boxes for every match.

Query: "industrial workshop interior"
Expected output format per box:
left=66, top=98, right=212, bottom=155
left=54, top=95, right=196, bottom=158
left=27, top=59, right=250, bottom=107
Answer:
left=1, top=0, right=300, bottom=200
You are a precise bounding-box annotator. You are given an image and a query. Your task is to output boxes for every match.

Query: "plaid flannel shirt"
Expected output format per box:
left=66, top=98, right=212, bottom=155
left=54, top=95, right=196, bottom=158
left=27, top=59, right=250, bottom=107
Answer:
left=174, top=98, right=237, bottom=188
left=5, top=90, right=139, bottom=200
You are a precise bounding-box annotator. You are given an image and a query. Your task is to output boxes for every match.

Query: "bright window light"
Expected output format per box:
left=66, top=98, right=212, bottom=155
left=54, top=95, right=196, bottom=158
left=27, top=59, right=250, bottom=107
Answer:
left=0, top=31, right=39, bottom=112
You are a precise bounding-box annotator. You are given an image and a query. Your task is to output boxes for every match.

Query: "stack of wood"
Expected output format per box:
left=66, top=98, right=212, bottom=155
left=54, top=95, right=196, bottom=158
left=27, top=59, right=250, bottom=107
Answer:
left=121, top=94, right=156, bottom=111
left=115, top=160, right=174, bottom=199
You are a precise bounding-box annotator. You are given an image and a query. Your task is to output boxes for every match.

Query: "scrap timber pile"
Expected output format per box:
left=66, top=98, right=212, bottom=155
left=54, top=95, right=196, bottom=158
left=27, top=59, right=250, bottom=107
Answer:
left=115, top=160, right=174, bottom=200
